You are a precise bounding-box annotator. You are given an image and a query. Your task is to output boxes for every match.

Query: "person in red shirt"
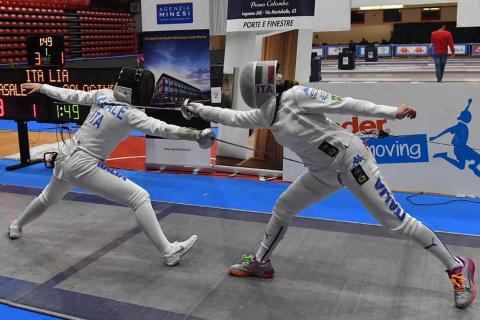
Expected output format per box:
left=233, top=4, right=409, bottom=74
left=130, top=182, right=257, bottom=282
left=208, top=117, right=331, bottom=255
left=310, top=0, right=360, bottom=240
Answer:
left=431, top=24, right=455, bottom=82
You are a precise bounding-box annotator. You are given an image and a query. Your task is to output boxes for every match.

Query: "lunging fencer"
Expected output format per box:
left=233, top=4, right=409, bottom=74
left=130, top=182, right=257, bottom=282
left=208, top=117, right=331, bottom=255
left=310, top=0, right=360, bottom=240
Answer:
left=182, top=60, right=476, bottom=308
left=9, top=67, right=215, bottom=266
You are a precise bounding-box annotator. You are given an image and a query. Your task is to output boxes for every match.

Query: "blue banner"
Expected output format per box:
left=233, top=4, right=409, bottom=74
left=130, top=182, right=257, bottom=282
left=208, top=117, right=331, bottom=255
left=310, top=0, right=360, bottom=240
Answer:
left=157, top=3, right=193, bottom=25
left=366, top=134, right=429, bottom=164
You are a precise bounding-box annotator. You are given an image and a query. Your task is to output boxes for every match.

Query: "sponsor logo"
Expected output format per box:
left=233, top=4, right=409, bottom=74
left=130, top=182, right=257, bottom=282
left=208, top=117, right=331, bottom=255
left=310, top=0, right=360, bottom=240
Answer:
left=352, top=155, right=364, bottom=165
left=303, top=87, right=317, bottom=98
left=157, top=3, right=193, bottom=25
left=424, top=238, right=438, bottom=250
left=367, top=134, right=429, bottom=164
left=340, top=116, right=387, bottom=134
left=430, top=98, right=479, bottom=177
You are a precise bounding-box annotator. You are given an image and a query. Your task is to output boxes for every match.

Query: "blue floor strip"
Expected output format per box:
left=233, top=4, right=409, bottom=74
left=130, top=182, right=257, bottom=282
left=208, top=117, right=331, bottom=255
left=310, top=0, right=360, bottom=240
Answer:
left=0, top=305, right=60, bottom=320
left=0, top=159, right=479, bottom=236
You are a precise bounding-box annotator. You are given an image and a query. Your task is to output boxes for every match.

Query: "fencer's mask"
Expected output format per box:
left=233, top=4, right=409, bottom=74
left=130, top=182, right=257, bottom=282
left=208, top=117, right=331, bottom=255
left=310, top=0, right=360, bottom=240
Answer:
left=239, top=60, right=277, bottom=109
left=113, top=67, right=155, bottom=106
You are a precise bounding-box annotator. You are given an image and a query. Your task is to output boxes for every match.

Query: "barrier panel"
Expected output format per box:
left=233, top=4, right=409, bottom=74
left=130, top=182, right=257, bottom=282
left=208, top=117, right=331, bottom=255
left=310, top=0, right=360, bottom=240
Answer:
left=284, top=82, right=480, bottom=197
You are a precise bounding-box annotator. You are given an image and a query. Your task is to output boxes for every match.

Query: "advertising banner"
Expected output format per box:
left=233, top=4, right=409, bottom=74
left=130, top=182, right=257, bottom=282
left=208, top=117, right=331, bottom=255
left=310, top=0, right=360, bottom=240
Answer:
left=471, top=44, right=480, bottom=56
left=326, top=45, right=349, bottom=57
left=394, top=44, right=429, bottom=56
left=450, top=44, right=469, bottom=55
left=284, top=82, right=480, bottom=197
left=143, top=29, right=211, bottom=168
left=142, top=0, right=209, bottom=32
left=226, top=0, right=315, bottom=32
left=356, top=45, right=393, bottom=58
left=312, top=46, right=326, bottom=59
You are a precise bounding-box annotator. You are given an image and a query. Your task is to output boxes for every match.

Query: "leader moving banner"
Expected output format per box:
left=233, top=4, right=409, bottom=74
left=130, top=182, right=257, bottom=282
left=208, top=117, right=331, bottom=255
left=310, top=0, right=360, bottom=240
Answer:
left=227, top=0, right=315, bottom=32
left=284, top=82, right=480, bottom=197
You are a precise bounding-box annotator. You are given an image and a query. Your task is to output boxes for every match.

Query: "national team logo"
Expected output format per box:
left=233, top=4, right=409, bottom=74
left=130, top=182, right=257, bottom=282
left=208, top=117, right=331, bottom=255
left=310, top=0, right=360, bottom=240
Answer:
left=430, top=98, right=480, bottom=177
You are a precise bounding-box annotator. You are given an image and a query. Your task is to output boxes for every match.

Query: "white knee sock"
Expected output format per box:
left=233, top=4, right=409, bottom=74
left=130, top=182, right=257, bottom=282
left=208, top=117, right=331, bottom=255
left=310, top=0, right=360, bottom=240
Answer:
left=255, top=215, right=289, bottom=262
left=14, top=197, right=48, bottom=228
left=134, top=202, right=173, bottom=255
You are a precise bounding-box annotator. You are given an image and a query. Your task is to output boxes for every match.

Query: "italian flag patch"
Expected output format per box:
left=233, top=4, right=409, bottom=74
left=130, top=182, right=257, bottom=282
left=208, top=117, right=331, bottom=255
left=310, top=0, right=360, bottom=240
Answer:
left=255, top=65, right=275, bottom=85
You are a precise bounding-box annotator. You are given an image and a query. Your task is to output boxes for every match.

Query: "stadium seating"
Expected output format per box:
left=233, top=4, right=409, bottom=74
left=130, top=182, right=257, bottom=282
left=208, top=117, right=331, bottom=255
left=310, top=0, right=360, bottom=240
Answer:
left=0, top=0, right=137, bottom=64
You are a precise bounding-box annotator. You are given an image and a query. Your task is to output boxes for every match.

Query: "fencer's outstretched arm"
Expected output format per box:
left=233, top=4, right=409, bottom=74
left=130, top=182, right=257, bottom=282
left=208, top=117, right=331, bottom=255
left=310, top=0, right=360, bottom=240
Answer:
left=183, top=102, right=270, bottom=129
left=23, top=83, right=100, bottom=105
left=126, top=108, right=214, bottom=148
left=291, top=86, right=413, bottom=120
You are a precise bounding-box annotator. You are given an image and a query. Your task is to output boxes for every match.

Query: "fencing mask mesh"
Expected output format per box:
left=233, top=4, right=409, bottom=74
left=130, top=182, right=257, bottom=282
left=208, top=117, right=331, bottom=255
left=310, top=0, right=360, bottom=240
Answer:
left=113, top=67, right=155, bottom=106
left=239, top=60, right=277, bottom=109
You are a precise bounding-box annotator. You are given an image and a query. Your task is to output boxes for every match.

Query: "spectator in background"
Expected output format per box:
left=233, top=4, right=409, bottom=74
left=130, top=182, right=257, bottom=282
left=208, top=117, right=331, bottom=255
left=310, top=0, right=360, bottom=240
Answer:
left=348, top=39, right=356, bottom=53
left=359, top=37, right=368, bottom=45
left=431, top=24, right=455, bottom=82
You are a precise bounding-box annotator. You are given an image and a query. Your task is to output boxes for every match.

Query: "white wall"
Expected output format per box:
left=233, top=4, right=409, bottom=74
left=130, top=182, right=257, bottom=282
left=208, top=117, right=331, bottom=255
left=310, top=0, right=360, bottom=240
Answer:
left=457, top=0, right=480, bottom=27
left=314, top=0, right=351, bottom=32
left=217, top=32, right=259, bottom=159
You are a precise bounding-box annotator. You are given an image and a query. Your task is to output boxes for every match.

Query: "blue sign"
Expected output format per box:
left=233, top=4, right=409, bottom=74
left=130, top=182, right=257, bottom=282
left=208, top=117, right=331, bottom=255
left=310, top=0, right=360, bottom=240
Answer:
left=366, top=134, right=429, bottom=164
left=157, top=3, right=193, bottom=25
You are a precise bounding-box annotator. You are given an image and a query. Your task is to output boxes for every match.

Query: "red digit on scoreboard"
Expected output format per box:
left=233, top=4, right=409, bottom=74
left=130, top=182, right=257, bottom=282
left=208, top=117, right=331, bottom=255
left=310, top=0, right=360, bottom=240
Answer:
left=0, top=98, right=4, bottom=117
left=34, top=52, right=42, bottom=66
left=32, top=103, right=37, bottom=118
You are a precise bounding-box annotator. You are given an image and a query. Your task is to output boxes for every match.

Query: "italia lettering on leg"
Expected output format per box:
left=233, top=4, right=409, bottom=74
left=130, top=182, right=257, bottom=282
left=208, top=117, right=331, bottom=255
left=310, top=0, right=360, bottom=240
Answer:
left=394, top=208, right=405, bottom=221
left=374, top=178, right=384, bottom=190
left=384, top=191, right=392, bottom=204
left=376, top=177, right=405, bottom=221
left=388, top=199, right=398, bottom=211
left=379, top=187, right=388, bottom=197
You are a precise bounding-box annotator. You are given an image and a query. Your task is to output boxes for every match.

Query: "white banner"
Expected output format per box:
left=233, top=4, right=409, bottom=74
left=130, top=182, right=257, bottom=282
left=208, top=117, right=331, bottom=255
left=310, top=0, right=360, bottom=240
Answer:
left=327, top=45, right=349, bottom=56
left=146, top=139, right=211, bottom=168
left=226, top=0, right=315, bottom=32
left=284, top=82, right=480, bottom=197
left=450, top=44, right=468, bottom=55
left=395, top=44, right=429, bottom=56
left=142, top=0, right=209, bottom=32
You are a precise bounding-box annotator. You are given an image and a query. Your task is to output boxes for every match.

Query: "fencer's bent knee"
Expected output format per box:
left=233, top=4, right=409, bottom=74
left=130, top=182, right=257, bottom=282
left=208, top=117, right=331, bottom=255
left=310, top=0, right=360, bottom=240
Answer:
left=387, top=213, right=419, bottom=238
left=38, top=188, right=63, bottom=207
left=272, top=197, right=295, bottom=223
left=128, top=187, right=150, bottom=211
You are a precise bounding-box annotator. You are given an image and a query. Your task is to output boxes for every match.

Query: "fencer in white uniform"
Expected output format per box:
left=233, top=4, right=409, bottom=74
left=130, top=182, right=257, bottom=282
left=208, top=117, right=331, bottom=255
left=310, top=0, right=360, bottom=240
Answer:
left=182, top=61, right=476, bottom=308
left=9, top=67, right=215, bottom=266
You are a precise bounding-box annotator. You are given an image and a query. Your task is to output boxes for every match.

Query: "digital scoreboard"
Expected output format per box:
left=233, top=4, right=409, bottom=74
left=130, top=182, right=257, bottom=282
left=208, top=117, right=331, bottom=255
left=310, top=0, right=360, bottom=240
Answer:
left=26, top=35, right=65, bottom=66
left=0, top=67, right=120, bottom=124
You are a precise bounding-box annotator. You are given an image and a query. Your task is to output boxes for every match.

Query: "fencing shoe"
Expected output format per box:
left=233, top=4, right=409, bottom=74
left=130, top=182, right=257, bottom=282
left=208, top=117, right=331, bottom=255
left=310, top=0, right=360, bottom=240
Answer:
left=447, top=256, right=477, bottom=308
left=228, top=255, right=274, bottom=278
left=8, top=222, right=22, bottom=240
left=164, top=235, right=198, bottom=266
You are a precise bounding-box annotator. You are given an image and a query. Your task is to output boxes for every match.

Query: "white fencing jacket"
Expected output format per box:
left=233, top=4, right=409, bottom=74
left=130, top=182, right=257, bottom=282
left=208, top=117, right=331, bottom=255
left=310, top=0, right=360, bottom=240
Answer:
left=40, top=85, right=183, bottom=160
left=193, top=85, right=398, bottom=172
